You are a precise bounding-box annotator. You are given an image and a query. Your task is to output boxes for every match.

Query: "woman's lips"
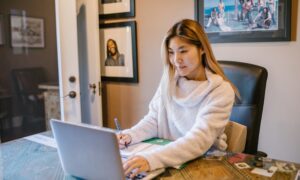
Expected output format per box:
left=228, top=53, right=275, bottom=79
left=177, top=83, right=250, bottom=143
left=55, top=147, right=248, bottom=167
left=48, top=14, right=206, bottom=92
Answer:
left=177, top=66, right=186, bottom=70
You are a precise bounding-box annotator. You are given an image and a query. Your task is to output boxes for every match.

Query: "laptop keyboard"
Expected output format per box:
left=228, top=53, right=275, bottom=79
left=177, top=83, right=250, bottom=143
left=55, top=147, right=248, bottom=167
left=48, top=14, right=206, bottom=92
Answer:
left=126, top=172, right=146, bottom=179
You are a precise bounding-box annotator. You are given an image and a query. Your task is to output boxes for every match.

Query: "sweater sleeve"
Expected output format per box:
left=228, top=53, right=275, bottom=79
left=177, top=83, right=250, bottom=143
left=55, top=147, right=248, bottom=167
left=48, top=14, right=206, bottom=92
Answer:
left=137, top=82, right=235, bottom=170
left=122, top=87, right=161, bottom=144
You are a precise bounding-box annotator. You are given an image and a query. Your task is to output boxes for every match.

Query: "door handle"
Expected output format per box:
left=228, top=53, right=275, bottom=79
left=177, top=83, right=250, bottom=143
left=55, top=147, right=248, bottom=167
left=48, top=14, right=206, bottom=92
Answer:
left=62, top=91, right=77, bottom=99
left=68, top=91, right=76, bottom=98
left=69, top=76, right=76, bottom=83
left=89, top=83, right=96, bottom=94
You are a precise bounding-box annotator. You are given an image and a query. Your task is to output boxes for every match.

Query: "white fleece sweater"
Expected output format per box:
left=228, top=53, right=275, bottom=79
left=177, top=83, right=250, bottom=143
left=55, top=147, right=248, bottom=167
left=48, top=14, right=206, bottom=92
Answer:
left=123, top=69, right=235, bottom=170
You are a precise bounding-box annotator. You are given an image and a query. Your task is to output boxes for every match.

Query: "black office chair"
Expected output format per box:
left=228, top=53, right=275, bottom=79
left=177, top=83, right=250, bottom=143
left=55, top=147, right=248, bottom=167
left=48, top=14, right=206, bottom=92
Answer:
left=11, top=67, right=46, bottom=133
left=219, top=61, right=268, bottom=155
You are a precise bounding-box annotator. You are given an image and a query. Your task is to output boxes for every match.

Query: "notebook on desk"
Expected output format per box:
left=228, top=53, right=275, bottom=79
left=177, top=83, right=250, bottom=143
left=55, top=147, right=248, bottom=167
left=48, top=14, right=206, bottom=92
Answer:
left=50, top=119, right=164, bottom=180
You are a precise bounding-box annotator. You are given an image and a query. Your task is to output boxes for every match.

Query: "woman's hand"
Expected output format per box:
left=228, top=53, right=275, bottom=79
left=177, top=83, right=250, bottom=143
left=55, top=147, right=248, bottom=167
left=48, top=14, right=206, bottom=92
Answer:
left=123, top=156, right=150, bottom=179
left=116, top=133, right=132, bottom=149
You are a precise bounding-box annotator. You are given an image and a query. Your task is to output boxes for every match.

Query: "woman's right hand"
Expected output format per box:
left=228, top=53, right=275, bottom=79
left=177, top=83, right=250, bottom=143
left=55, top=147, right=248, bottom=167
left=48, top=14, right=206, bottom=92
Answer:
left=117, top=133, right=132, bottom=149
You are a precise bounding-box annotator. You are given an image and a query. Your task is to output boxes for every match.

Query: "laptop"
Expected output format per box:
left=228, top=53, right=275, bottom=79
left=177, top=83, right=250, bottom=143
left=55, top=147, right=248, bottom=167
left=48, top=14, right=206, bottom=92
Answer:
left=50, top=119, right=164, bottom=180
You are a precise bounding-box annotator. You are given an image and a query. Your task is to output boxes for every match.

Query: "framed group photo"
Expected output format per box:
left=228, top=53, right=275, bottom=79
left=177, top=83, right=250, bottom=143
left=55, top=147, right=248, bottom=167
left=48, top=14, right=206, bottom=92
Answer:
left=10, top=15, right=45, bottom=48
left=195, top=0, right=291, bottom=43
left=99, top=0, right=135, bottom=19
left=99, top=21, right=138, bottom=83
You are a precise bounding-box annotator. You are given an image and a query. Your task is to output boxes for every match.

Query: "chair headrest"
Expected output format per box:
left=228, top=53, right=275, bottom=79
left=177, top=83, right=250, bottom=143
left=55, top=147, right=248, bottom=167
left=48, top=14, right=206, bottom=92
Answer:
left=219, top=61, right=268, bottom=105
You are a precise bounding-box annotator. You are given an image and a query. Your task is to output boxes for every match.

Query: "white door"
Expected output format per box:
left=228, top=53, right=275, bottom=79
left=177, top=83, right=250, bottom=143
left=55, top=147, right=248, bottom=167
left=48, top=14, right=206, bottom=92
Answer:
left=55, top=0, right=103, bottom=126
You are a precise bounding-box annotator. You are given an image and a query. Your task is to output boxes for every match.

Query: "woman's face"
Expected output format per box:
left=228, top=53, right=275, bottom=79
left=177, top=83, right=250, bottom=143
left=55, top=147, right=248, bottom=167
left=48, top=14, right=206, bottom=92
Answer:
left=168, top=36, right=204, bottom=80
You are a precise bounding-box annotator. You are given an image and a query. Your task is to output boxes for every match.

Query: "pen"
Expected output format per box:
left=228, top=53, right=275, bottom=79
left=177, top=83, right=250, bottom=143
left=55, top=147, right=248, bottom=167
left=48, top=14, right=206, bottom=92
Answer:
left=114, top=117, right=128, bottom=148
left=114, top=117, right=121, bottom=133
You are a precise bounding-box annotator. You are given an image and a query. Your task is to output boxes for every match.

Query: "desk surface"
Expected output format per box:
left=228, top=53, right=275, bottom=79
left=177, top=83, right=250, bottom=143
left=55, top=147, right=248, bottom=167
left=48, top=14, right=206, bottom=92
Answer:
left=0, top=132, right=299, bottom=180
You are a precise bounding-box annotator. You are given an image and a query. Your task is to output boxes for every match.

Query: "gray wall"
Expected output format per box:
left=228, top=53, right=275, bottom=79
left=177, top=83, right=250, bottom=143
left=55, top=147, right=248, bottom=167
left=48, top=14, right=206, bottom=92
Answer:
left=103, top=0, right=300, bottom=163
left=0, top=0, right=58, bottom=92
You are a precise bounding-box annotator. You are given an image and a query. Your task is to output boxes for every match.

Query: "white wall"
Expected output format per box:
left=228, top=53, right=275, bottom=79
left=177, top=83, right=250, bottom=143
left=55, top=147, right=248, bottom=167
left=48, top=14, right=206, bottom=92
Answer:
left=106, top=0, right=300, bottom=163
left=213, top=9, right=300, bottom=164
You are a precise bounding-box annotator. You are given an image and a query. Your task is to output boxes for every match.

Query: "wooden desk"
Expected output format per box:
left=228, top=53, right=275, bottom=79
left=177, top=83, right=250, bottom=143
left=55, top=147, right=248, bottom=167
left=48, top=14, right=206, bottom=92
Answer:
left=0, top=132, right=299, bottom=179
left=158, top=155, right=299, bottom=180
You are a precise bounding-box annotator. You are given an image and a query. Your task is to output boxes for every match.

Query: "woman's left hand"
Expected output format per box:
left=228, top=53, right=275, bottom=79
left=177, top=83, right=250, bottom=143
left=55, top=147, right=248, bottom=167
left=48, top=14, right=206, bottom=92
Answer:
left=123, top=156, right=150, bottom=178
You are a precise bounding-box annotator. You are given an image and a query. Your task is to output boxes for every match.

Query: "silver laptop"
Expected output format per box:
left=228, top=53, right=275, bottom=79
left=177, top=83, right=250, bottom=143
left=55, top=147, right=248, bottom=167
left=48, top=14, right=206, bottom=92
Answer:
left=50, top=119, right=164, bottom=180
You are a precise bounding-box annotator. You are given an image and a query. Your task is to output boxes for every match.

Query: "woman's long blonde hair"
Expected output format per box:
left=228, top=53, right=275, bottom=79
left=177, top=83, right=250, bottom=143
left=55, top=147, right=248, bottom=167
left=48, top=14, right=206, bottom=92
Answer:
left=160, top=19, right=239, bottom=100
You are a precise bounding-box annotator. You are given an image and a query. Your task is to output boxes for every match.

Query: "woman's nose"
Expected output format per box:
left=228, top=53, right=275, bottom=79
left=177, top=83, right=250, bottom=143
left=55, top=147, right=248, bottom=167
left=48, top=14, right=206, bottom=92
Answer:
left=174, top=53, right=182, bottom=64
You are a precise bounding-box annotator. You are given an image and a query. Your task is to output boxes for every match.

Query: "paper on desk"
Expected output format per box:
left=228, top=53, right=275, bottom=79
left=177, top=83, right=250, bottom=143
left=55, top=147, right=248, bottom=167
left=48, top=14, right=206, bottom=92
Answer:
left=120, top=142, right=152, bottom=157
left=24, top=134, right=57, bottom=148
left=251, top=166, right=278, bottom=177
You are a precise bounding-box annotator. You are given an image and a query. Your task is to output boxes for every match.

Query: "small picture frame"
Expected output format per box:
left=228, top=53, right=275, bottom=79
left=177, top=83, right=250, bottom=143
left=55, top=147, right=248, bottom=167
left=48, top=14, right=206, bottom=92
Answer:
left=0, top=14, right=4, bottom=45
left=99, top=21, right=138, bottom=83
left=10, top=15, right=45, bottom=48
left=195, top=0, right=291, bottom=43
left=99, top=0, right=135, bottom=19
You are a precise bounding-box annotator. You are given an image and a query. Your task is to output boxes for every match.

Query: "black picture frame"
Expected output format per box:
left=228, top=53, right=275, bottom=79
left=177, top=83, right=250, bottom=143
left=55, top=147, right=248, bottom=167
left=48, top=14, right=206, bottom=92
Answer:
left=99, top=0, right=135, bottom=19
left=195, top=0, right=291, bottom=43
left=99, top=21, right=138, bottom=83
left=0, top=14, right=5, bottom=45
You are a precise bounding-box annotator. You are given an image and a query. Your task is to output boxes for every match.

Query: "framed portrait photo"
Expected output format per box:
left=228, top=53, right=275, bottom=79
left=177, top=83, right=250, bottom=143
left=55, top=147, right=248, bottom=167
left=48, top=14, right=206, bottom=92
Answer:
left=99, top=0, right=135, bottom=19
left=10, top=15, right=45, bottom=48
left=195, top=0, right=291, bottom=43
left=99, top=21, right=138, bottom=83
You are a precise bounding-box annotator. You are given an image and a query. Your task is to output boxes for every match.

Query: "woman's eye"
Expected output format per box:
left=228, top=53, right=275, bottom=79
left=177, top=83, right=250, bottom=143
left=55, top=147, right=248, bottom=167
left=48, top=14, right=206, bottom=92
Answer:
left=168, top=51, right=174, bottom=55
left=180, top=50, right=187, bottom=53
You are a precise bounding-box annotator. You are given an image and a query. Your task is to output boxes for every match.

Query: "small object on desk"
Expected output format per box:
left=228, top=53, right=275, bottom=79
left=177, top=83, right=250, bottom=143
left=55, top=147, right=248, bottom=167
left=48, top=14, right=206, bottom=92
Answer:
left=255, top=156, right=263, bottom=162
left=262, top=157, right=273, bottom=162
left=205, top=149, right=228, bottom=157
left=253, top=154, right=264, bottom=167
left=227, top=153, right=247, bottom=164
left=204, top=156, right=223, bottom=161
left=276, top=161, right=297, bottom=173
left=234, top=162, right=251, bottom=169
left=254, top=161, right=264, bottom=168
left=267, top=168, right=274, bottom=173
left=251, top=166, right=278, bottom=177
left=256, top=151, right=268, bottom=157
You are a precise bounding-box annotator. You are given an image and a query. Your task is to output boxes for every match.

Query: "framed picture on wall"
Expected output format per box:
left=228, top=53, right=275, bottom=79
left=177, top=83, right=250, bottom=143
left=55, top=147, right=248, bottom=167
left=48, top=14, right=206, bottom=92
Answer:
left=0, top=14, right=4, bottom=45
left=99, top=0, right=135, bottom=19
left=10, top=15, right=45, bottom=48
left=99, top=21, right=138, bottom=83
left=195, top=0, right=291, bottom=43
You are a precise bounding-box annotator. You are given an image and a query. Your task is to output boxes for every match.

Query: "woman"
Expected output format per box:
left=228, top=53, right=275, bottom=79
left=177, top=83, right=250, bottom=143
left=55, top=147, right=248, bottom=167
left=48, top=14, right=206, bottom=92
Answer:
left=243, top=0, right=253, bottom=25
left=216, top=12, right=232, bottom=32
left=218, top=0, right=226, bottom=18
left=252, top=7, right=272, bottom=29
left=119, top=19, right=238, bottom=178
left=205, top=7, right=218, bottom=28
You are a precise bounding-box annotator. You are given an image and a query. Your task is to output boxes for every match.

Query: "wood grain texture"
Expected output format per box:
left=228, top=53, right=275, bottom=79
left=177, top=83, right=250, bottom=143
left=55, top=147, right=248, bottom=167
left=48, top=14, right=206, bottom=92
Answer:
left=157, top=155, right=300, bottom=180
left=291, top=0, right=298, bottom=41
